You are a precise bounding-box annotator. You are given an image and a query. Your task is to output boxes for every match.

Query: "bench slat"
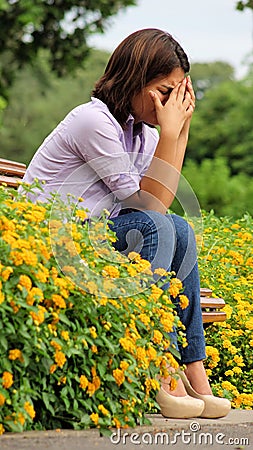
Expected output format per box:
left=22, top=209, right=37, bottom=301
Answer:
left=200, top=297, right=225, bottom=309
left=202, top=311, right=227, bottom=323
left=0, top=164, right=26, bottom=177
left=200, top=287, right=213, bottom=297
left=0, top=175, right=22, bottom=187
left=0, top=158, right=26, bottom=170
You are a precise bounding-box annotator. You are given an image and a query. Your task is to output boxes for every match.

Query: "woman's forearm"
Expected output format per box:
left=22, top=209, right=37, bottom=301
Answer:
left=122, top=129, right=188, bottom=213
left=140, top=131, right=186, bottom=208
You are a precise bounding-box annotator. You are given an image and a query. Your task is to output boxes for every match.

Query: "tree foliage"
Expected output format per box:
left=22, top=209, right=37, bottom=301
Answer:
left=190, top=62, right=235, bottom=99
left=187, top=76, right=253, bottom=177
left=0, top=0, right=137, bottom=98
left=236, top=0, right=253, bottom=10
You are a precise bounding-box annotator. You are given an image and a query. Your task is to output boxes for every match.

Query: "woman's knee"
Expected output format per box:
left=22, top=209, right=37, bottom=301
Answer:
left=169, top=214, right=196, bottom=248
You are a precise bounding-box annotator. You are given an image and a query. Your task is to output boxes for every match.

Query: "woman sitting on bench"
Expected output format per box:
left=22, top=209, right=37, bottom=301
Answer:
left=20, top=28, right=230, bottom=419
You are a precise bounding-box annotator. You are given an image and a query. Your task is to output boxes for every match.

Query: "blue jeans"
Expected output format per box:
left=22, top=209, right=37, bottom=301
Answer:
left=109, top=209, right=206, bottom=364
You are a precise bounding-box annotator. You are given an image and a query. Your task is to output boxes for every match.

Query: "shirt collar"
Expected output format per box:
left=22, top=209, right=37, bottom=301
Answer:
left=126, top=114, right=143, bottom=137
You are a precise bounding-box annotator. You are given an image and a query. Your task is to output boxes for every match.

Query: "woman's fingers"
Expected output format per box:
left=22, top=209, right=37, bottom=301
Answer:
left=186, top=76, right=196, bottom=106
left=175, top=78, right=187, bottom=103
left=149, top=90, right=162, bottom=109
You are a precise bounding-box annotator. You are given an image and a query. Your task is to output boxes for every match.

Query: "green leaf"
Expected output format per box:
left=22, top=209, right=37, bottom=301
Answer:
left=100, top=335, right=117, bottom=353
left=42, top=392, right=55, bottom=415
left=0, top=333, right=8, bottom=351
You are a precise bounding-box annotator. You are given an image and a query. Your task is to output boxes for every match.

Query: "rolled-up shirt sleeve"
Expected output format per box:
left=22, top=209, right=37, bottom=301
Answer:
left=66, top=106, right=141, bottom=201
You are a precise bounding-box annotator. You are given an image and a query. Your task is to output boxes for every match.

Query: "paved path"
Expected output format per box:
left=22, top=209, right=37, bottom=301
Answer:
left=0, top=410, right=252, bottom=449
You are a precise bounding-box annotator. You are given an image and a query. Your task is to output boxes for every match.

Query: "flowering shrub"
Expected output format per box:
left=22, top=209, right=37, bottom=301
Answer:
left=198, top=211, right=253, bottom=410
left=0, top=185, right=187, bottom=434
left=1, top=184, right=252, bottom=435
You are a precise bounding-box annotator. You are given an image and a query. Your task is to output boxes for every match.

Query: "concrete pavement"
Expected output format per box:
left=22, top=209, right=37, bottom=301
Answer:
left=0, top=410, right=252, bottom=449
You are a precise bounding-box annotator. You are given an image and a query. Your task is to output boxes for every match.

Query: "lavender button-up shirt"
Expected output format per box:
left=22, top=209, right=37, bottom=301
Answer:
left=21, top=98, right=159, bottom=217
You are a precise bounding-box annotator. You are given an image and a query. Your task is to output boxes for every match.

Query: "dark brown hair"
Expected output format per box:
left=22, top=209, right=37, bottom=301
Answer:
left=92, top=28, right=190, bottom=126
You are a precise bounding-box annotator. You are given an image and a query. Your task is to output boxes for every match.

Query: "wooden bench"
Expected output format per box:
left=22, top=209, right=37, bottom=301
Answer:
left=0, top=158, right=26, bottom=187
left=0, top=158, right=227, bottom=325
left=200, top=287, right=226, bottom=325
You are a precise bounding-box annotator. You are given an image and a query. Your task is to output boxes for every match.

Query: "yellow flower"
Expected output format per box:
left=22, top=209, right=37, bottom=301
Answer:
left=50, top=340, right=62, bottom=351
left=17, top=274, right=32, bottom=291
left=62, top=265, right=77, bottom=276
left=52, top=294, right=66, bottom=309
left=146, top=346, right=157, bottom=361
left=126, top=265, right=137, bottom=276
left=170, top=377, right=178, bottom=391
left=79, top=375, right=89, bottom=390
left=24, top=401, right=36, bottom=419
left=86, top=281, right=98, bottom=295
left=54, top=351, right=67, bottom=368
left=0, top=291, right=4, bottom=305
left=103, top=321, right=111, bottom=331
left=30, top=305, right=46, bottom=325
left=102, top=265, right=120, bottom=278
left=82, top=339, right=88, bottom=348
left=112, top=417, right=121, bottom=428
left=245, top=317, right=253, bottom=330
left=205, top=346, right=220, bottom=368
left=120, top=361, right=129, bottom=371
left=89, top=326, right=97, bottom=339
left=233, top=367, right=242, bottom=375
left=150, top=284, right=163, bottom=300
left=98, top=404, right=110, bottom=416
left=8, top=349, right=24, bottom=363
left=160, top=311, right=174, bottom=333
left=221, top=380, right=236, bottom=392
left=154, top=268, right=168, bottom=277
left=164, top=352, right=179, bottom=369
left=61, top=330, right=70, bottom=341
left=144, top=378, right=160, bottom=392
left=87, top=382, right=96, bottom=396
left=35, top=267, right=49, bottom=283
left=119, top=337, right=135, bottom=354
left=128, top=252, right=141, bottom=262
left=90, top=413, right=99, bottom=425
left=2, top=371, right=13, bottom=389
left=76, top=209, right=88, bottom=220
left=233, top=355, right=245, bottom=367
left=0, top=393, right=6, bottom=406
left=22, top=249, right=38, bottom=266
left=49, top=364, right=57, bottom=374
left=138, top=313, right=150, bottom=326
left=152, top=330, right=163, bottom=344
left=0, top=424, right=5, bottom=435
left=113, top=368, right=125, bottom=386
left=27, top=287, right=44, bottom=306
left=1, top=266, right=13, bottom=281
left=223, top=339, right=232, bottom=349
left=179, top=294, right=189, bottom=309
left=136, top=347, right=146, bottom=360
left=168, top=278, right=183, bottom=298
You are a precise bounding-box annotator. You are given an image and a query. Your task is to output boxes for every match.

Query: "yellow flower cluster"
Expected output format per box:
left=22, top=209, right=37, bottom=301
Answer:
left=2, top=371, right=13, bottom=389
left=199, top=212, right=253, bottom=409
left=0, top=187, right=186, bottom=432
left=113, top=368, right=125, bottom=386
left=8, top=349, right=23, bottom=363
